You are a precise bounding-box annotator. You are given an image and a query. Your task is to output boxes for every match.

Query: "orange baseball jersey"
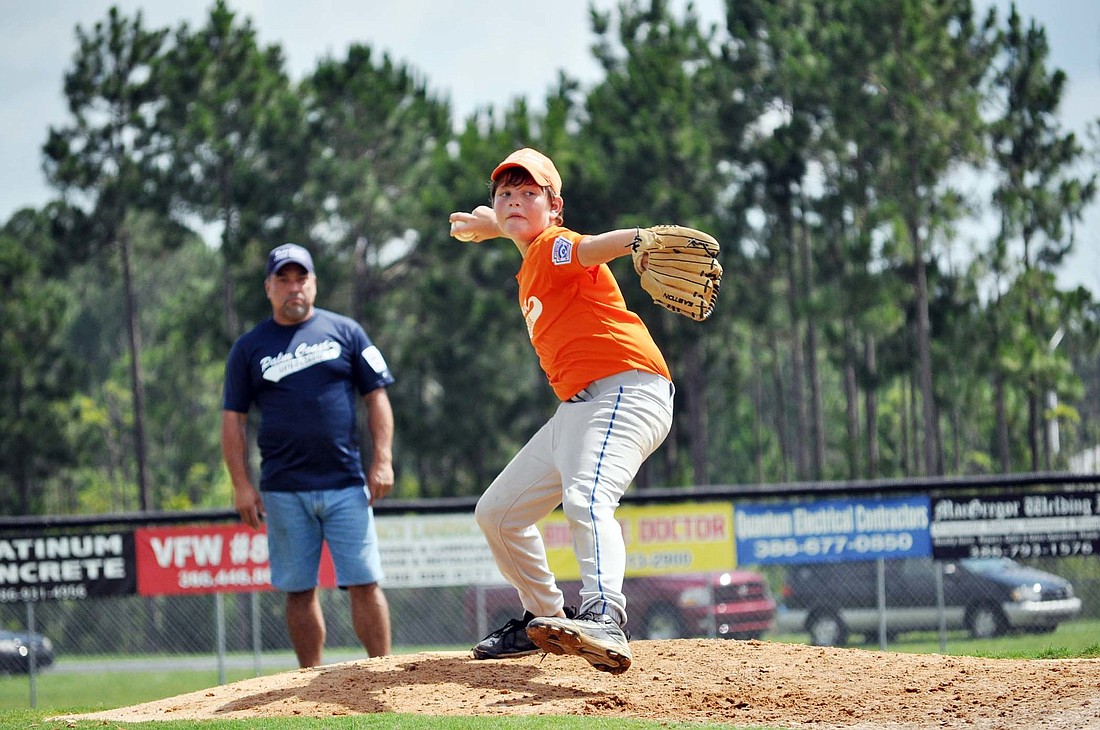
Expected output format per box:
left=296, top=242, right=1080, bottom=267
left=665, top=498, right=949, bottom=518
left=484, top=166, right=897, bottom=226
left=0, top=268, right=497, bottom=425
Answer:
left=516, top=226, right=671, bottom=401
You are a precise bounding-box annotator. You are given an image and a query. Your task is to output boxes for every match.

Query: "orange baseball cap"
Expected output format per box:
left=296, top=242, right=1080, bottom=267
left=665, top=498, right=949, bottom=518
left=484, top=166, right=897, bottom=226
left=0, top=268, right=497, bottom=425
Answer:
left=491, top=148, right=562, bottom=195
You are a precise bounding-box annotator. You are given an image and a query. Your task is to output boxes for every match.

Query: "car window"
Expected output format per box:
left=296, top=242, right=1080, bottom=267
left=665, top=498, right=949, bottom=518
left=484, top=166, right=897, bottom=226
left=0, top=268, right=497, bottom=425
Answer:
left=895, top=558, right=934, bottom=580
left=959, top=557, right=1015, bottom=575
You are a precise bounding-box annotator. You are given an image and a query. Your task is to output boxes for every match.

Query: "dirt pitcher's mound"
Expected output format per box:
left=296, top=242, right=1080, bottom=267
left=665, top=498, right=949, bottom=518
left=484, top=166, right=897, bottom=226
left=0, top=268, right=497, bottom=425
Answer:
left=53, top=639, right=1100, bottom=729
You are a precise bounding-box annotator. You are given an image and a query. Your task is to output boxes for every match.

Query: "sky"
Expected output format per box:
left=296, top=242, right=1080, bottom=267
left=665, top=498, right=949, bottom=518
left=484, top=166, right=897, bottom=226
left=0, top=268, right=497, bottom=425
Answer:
left=2, top=0, right=1097, bottom=293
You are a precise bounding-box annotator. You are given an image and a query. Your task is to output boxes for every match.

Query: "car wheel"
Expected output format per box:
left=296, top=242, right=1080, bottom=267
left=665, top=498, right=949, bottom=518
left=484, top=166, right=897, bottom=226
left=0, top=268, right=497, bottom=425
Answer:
left=966, top=603, right=1007, bottom=639
left=807, top=611, right=848, bottom=647
left=640, top=604, right=685, bottom=639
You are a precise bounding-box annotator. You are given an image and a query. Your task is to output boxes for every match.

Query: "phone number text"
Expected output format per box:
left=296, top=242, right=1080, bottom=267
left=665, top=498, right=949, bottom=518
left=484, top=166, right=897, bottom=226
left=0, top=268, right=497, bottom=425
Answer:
left=0, top=583, right=89, bottom=603
left=751, top=532, right=916, bottom=561
left=968, top=540, right=1095, bottom=559
left=625, top=550, right=694, bottom=571
left=178, top=567, right=271, bottom=589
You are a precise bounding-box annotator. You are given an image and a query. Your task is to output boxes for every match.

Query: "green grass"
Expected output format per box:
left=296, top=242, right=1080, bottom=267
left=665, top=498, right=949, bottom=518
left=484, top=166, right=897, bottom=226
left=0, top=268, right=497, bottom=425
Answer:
left=0, top=667, right=275, bottom=712
left=0, top=646, right=460, bottom=713
left=769, top=617, right=1100, bottom=658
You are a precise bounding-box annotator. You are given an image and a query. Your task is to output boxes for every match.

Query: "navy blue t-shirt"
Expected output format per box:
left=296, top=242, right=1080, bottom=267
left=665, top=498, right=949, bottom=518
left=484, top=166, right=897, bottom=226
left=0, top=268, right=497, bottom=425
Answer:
left=222, top=308, right=395, bottom=492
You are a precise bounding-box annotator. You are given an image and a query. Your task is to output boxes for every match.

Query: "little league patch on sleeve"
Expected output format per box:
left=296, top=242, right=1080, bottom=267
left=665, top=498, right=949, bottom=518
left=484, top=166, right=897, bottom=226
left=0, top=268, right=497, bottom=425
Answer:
left=552, top=236, right=574, bottom=265
left=361, top=345, right=389, bottom=374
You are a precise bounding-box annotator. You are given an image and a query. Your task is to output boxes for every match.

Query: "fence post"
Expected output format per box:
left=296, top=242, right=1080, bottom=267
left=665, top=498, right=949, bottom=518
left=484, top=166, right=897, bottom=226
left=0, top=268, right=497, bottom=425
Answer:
left=706, top=575, right=717, bottom=638
left=251, top=591, right=262, bottom=677
left=215, top=592, right=226, bottom=685
left=25, top=600, right=37, bottom=709
left=876, top=558, right=887, bottom=651
left=475, top=585, right=488, bottom=639
left=935, top=561, right=947, bottom=653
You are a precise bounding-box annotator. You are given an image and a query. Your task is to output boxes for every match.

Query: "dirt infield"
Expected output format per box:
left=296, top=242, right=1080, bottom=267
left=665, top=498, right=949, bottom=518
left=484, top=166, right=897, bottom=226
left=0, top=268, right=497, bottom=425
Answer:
left=55, top=639, right=1100, bottom=729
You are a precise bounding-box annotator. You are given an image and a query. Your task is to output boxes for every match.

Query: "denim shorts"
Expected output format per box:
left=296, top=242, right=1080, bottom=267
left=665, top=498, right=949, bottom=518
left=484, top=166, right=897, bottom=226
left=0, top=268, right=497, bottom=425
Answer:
left=263, top=486, right=384, bottom=592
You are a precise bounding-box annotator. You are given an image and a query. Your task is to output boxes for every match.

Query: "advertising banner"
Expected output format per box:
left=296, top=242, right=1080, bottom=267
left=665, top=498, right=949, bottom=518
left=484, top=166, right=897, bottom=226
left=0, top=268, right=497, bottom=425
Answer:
left=0, top=531, right=136, bottom=602
left=135, top=524, right=335, bottom=596
left=541, top=502, right=735, bottom=579
left=930, top=492, right=1100, bottom=559
left=734, top=496, right=931, bottom=565
left=375, top=513, right=504, bottom=587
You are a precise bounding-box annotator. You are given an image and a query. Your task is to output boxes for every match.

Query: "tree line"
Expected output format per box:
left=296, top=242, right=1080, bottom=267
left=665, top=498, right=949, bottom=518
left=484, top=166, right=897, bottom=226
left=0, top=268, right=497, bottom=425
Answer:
left=2, top=0, right=1098, bottom=517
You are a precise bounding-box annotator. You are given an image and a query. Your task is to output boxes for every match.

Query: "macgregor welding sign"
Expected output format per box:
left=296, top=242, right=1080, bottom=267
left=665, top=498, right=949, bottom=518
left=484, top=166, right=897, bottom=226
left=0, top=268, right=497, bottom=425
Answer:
left=0, top=532, right=136, bottom=602
left=929, top=492, right=1100, bottom=560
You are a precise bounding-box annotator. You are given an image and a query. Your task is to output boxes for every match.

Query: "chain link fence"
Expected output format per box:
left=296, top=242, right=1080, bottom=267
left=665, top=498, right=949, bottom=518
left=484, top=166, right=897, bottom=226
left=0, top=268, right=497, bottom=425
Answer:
left=2, top=557, right=1094, bottom=675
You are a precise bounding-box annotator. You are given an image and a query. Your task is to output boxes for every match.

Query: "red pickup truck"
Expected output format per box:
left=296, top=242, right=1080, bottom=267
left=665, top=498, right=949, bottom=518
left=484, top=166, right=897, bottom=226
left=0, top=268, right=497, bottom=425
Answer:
left=467, top=571, right=776, bottom=641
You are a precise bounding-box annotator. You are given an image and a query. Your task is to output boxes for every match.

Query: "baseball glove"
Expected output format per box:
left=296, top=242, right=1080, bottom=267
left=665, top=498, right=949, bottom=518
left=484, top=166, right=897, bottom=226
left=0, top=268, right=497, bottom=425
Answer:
left=631, top=225, right=723, bottom=321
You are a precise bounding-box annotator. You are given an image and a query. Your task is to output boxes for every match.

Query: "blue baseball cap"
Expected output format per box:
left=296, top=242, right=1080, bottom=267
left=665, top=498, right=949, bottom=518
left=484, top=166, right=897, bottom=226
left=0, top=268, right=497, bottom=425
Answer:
left=266, top=243, right=314, bottom=276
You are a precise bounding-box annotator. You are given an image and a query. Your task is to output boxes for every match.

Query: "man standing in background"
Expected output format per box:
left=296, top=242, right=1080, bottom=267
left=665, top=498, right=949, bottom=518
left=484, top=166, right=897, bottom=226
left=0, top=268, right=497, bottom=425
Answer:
left=221, top=243, right=395, bottom=666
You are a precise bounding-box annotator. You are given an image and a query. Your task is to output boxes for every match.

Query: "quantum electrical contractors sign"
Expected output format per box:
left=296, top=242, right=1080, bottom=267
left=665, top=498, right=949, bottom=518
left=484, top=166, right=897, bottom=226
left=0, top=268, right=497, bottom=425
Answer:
left=733, top=496, right=932, bottom=565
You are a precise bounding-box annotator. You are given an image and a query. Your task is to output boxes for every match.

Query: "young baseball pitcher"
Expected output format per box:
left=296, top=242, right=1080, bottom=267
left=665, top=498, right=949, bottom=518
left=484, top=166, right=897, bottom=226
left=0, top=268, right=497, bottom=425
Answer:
left=448, top=148, right=720, bottom=674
